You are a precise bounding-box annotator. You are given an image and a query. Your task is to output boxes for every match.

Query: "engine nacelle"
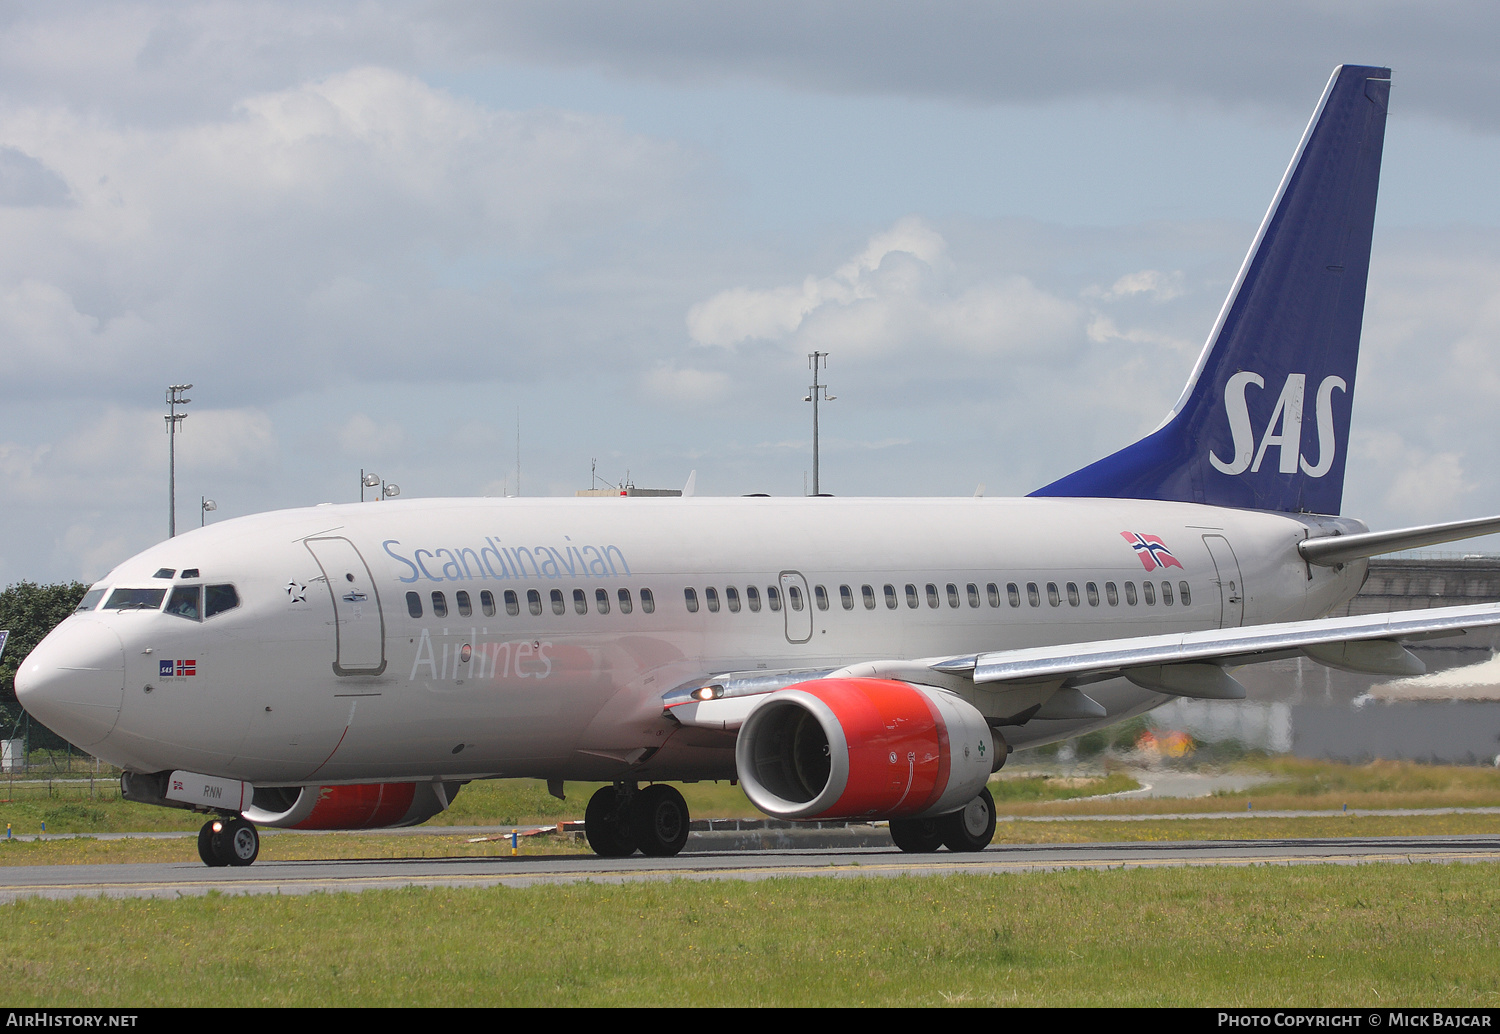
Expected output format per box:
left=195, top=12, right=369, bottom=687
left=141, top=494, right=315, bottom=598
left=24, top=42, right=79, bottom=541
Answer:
left=243, top=781, right=462, bottom=829
left=735, top=677, right=995, bottom=821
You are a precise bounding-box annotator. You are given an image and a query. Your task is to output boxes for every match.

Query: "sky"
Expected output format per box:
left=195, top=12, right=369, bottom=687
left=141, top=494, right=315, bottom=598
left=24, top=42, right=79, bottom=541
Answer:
left=3, top=1, right=1500, bottom=585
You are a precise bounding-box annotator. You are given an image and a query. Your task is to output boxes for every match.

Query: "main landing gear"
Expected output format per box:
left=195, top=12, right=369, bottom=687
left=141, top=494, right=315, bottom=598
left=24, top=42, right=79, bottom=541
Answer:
left=197, top=816, right=260, bottom=867
left=889, top=787, right=996, bottom=853
left=585, top=783, right=691, bottom=858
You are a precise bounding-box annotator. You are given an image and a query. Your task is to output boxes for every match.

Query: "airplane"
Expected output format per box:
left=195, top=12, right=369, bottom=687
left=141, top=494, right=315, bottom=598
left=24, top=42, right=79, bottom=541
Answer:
left=17, top=64, right=1500, bottom=867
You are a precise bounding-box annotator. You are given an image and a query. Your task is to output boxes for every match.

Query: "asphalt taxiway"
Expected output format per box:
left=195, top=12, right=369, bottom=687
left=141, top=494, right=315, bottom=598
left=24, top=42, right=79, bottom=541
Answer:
left=2, top=834, right=1498, bottom=901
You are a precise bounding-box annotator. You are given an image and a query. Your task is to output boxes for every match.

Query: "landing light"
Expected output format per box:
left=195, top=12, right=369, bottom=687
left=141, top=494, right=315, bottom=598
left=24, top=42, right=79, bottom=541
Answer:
left=693, top=685, right=724, bottom=701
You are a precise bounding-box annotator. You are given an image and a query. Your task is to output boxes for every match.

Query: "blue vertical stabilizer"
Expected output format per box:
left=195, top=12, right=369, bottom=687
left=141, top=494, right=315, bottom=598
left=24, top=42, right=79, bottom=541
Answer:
left=1032, top=65, right=1390, bottom=515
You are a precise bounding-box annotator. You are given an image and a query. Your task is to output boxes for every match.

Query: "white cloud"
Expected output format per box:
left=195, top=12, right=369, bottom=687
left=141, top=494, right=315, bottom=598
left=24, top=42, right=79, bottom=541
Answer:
left=642, top=365, right=730, bottom=404
left=335, top=413, right=404, bottom=456
left=687, top=216, right=1082, bottom=360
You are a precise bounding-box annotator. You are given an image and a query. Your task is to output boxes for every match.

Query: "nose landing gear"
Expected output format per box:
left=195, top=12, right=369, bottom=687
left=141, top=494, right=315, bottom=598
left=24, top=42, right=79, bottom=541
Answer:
left=197, top=816, right=260, bottom=867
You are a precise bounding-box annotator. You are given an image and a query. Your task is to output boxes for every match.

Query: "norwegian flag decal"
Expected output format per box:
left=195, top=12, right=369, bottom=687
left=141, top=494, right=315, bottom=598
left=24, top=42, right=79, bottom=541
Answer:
left=175, top=659, right=196, bottom=677
left=1121, top=532, right=1184, bottom=572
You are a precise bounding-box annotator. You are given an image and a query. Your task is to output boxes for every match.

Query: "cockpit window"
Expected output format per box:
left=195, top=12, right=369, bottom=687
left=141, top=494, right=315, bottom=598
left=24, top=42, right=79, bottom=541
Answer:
left=166, top=585, right=201, bottom=620
left=74, top=587, right=106, bottom=612
left=104, top=588, right=167, bottom=611
left=152, top=568, right=175, bottom=580
left=205, top=584, right=240, bottom=618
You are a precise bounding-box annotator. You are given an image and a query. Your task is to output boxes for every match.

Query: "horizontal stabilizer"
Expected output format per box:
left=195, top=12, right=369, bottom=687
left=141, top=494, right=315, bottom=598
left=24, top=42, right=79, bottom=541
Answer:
left=1299, top=514, right=1500, bottom=566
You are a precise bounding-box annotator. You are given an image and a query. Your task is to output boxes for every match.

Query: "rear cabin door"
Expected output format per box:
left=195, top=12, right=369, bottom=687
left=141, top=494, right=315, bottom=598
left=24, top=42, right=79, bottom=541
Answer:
left=305, top=537, right=387, bottom=675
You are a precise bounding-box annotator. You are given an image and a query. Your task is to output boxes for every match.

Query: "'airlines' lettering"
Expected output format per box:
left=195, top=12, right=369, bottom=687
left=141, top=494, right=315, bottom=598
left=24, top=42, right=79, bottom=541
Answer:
left=1209, top=372, right=1346, bottom=477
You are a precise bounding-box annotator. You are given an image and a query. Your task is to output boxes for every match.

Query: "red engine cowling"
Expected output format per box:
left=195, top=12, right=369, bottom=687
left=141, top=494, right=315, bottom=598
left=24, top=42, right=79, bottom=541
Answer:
left=735, top=677, right=995, bottom=821
left=243, top=781, right=462, bottom=829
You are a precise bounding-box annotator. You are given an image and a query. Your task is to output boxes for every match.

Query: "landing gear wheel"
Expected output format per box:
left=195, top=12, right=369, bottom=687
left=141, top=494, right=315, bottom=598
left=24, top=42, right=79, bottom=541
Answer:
left=630, top=784, right=690, bottom=857
left=197, top=820, right=228, bottom=867
left=218, top=818, right=260, bottom=866
left=888, top=817, right=945, bottom=853
left=199, top=817, right=260, bottom=867
left=939, top=787, right=996, bottom=852
left=585, top=786, right=637, bottom=858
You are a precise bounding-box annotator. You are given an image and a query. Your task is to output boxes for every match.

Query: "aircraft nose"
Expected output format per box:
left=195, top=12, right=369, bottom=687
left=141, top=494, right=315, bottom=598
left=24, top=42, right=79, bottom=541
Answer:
left=14, top=618, right=126, bottom=748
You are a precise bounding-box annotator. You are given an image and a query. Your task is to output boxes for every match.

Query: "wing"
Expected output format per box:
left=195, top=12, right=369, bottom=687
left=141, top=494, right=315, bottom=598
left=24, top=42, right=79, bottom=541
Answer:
left=664, top=602, right=1500, bottom=729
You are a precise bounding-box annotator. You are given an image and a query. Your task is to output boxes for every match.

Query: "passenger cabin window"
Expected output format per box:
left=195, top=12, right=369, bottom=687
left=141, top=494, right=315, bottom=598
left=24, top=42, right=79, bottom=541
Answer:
left=1125, top=582, right=1138, bottom=606
left=706, top=587, right=720, bottom=613
left=616, top=588, right=632, bottom=614
left=480, top=590, right=496, bottom=617
left=431, top=591, right=448, bottom=618
left=204, top=584, right=239, bottom=618
left=75, top=587, right=106, bottom=612
left=456, top=590, right=472, bottom=617
left=840, top=585, right=854, bottom=611
left=1179, top=582, right=1191, bottom=606
left=862, top=584, right=876, bottom=610
left=967, top=583, right=980, bottom=608
left=1027, top=583, right=1040, bottom=608
left=550, top=589, right=565, bottom=615
left=767, top=586, right=781, bottom=612
left=1086, top=582, right=1100, bottom=607
left=946, top=583, right=959, bottom=608
left=166, top=585, right=200, bottom=620
left=787, top=585, right=804, bottom=612
left=1047, top=583, right=1061, bottom=607
left=505, top=590, right=520, bottom=617
left=406, top=591, right=422, bottom=618
left=1143, top=581, right=1157, bottom=606
left=746, top=586, right=760, bottom=613
left=815, top=585, right=830, bottom=611
left=1005, top=583, right=1019, bottom=608
left=885, top=584, right=898, bottom=610
left=574, top=588, right=588, bottom=615
left=1161, top=581, right=1174, bottom=606
left=641, top=588, right=656, bottom=614
left=595, top=589, right=612, bottom=615
left=925, top=583, right=939, bottom=609
left=1066, top=582, right=1080, bottom=607
left=527, top=589, right=543, bottom=616
left=684, top=588, right=700, bottom=613
left=905, top=584, right=919, bottom=609
left=1105, top=582, right=1119, bottom=606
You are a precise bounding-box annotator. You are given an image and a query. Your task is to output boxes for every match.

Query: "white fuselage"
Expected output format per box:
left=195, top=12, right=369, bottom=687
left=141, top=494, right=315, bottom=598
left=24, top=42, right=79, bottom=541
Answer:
left=19, top=495, right=1367, bottom=786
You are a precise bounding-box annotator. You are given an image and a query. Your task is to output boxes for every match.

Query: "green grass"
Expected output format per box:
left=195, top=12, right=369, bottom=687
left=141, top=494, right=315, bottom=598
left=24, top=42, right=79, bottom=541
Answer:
left=3, top=865, right=1498, bottom=1006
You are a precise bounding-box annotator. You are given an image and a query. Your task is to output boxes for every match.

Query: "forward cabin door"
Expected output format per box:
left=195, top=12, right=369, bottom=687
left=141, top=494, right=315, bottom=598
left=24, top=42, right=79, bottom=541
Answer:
left=1201, top=535, right=1245, bottom=629
left=305, top=537, right=387, bottom=675
left=779, top=570, right=813, bottom=644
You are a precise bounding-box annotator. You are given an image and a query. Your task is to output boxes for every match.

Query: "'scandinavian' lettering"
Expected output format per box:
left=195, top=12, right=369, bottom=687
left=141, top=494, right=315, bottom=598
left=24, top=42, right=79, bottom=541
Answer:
left=383, top=538, right=630, bottom=584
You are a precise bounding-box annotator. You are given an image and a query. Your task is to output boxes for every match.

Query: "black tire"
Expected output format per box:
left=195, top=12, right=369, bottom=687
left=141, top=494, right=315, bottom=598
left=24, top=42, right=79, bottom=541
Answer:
left=630, top=784, right=690, bottom=857
left=584, top=786, right=637, bottom=858
left=218, top=818, right=260, bottom=866
left=198, top=821, right=229, bottom=867
left=938, top=787, right=996, bottom=852
left=888, top=817, right=944, bottom=853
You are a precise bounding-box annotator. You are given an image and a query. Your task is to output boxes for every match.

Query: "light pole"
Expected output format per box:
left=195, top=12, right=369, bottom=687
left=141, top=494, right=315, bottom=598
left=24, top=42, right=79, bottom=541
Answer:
left=361, top=470, right=401, bottom=502
left=804, top=352, right=835, bottom=496
left=201, top=498, right=217, bottom=527
left=165, top=384, right=191, bottom=537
